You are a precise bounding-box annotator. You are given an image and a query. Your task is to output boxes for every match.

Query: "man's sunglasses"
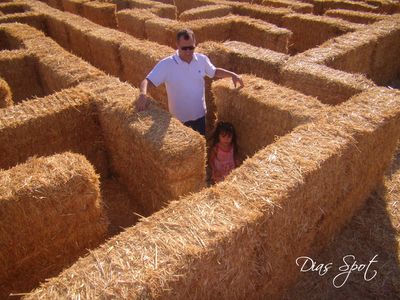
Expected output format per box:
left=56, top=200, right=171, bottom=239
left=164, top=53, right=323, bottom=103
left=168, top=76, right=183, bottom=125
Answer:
left=181, top=46, right=195, bottom=51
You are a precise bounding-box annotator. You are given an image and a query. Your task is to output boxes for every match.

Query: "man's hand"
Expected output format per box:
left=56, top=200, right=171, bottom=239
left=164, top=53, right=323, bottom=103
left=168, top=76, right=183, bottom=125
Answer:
left=232, top=73, right=244, bottom=88
left=135, top=93, right=150, bottom=111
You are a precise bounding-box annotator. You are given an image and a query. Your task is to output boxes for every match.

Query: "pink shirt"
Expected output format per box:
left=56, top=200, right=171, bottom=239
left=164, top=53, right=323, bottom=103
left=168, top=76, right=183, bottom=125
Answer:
left=211, top=144, right=235, bottom=183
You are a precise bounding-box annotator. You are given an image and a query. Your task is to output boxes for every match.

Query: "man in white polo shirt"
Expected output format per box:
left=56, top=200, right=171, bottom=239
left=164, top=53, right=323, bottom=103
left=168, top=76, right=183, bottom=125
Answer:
left=136, top=28, right=244, bottom=136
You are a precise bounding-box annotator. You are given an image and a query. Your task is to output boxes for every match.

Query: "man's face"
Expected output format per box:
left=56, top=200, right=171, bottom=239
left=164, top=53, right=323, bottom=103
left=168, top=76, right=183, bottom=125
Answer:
left=177, top=35, right=195, bottom=62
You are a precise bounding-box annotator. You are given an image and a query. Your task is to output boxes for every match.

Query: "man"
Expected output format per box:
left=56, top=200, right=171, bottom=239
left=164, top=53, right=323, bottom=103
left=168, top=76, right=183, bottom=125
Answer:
left=135, top=28, right=244, bottom=136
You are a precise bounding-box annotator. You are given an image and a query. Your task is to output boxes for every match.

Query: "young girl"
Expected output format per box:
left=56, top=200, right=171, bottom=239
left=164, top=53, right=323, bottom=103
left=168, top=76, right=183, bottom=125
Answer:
left=208, top=121, right=239, bottom=184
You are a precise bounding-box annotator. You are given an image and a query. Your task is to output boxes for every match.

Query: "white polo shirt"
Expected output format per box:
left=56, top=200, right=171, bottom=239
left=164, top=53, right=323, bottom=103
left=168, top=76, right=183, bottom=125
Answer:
left=146, top=50, right=217, bottom=123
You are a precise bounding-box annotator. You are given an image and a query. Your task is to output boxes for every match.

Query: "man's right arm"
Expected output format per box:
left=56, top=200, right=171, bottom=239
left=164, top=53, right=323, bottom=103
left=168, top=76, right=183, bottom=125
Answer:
left=136, top=59, right=167, bottom=111
left=136, top=79, right=155, bottom=111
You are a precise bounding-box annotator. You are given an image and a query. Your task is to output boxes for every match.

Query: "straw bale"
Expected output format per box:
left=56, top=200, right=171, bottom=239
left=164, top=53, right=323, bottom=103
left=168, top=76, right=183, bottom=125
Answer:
left=0, top=77, right=12, bottom=107
left=282, top=13, right=361, bottom=54
left=85, top=27, right=127, bottom=77
left=325, top=8, right=388, bottom=24
left=83, top=1, right=117, bottom=28
left=0, top=50, right=44, bottom=102
left=116, top=8, right=157, bottom=38
left=368, top=16, right=400, bottom=85
left=233, top=3, right=292, bottom=26
left=144, top=17, right=179, bottom=47
left=0, top=152, right=108, bottom=298
left=224, top=40, right=289, bottom=82
left=127, top=0, right=176, bottom=19
left=24, top=86, right=400, bottom=300
left=174, top=0, right=206, bottom=14
left=119, top=39, right=173, bottom=108
left=0, top=86, right=109, bottom=176
left=0, top=22, right=44, bottom=49
left=230, top=15, right=292, bottom=53
left=0, top=2, right=27, bottom=14
left=260, top=0, right=313, bottom=13
left=313, top=0, right=379, bottom=14
left=48, top=0, right=64, bottom=10
left=62, top=0, right=89, bottom=15
left=212, top=74, right=326, bottom=160
left=78, top=76, right=206, bottom=214
left=19, top=32, right=105, bottom=94
left=0, top=10, right=47, bottom=31
left=281, top=61, right=375, bottom=105
left=363, top=0, right=398, bottom=13
left=53, top=12, right=96, bottom=60
left=283, top=150, right=400, bottom=299
left=44, top=13, right=70, bottom=49
left=180, top=5, right=232, bottom=21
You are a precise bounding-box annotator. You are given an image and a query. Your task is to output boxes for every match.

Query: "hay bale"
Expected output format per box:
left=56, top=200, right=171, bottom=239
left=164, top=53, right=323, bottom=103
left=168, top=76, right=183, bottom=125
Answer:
left=144, top=17, right=178, bottom=47
left=0, top=11, right=47, bottom=32
left=0, top=86, right=109, bottom=177
left=86, top=27, right=128, bottom=77
left=116, top=8, right=157, bottom=38
left=24, top=86, right=400, bottom=300
left=179, top=4, right=232, bottom=21
left=368, top=16, right=400, bottom=85
left=313, top=0, right=379, bottom=14
left=62, top=0, right=89, bottom=15
left=281, top=61, right=375, bottom=105
left=82, top=1, right=117, bottom=28
left=0, top=22, right=44, bottom=49
left=48, top=0, right=64, bottom=10
left=119, top=37, right=173, bottom=108
left=62, top=13, right=95, bottom=60
left=127, top=0, right=177, bottom=19
left=230, top=15, right=292, bottom=53
left=18, top=31, right=105, bottom=94
left=44, top=12, right=70, bottom=49
left=79, top=77, right=206, bottom=215
left=212, top=74, right=326, bottom=161
left=0, top=152, right=108, bottom=298
left=0, top=50, right=44, bottom=102
left=0, top=77, right=12, bottom=108
left=233, top=3, right=292, bottom=26
left=0, top=2, right=27, bottom=14
left=260, top=0, right=313, bottom=13
left=223, top=40, right=289, bottom=82
left=325, top=8, right=388, bottom=24
left=282, top=13, right=361, bottom=54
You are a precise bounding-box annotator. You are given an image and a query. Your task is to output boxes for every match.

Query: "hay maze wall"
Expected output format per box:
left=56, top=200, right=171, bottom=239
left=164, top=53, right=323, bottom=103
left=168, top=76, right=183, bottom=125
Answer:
left=0, top=0, right=399, bottom=298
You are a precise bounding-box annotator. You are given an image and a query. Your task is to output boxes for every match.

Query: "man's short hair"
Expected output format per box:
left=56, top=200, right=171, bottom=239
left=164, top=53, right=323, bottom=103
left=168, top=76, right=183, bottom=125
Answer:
left=176, top=29, right=195, bottom=42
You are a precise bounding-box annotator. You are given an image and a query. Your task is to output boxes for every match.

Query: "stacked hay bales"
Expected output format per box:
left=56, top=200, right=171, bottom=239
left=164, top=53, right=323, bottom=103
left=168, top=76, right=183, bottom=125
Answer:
left=24, top=86, right=400, bottom=299
left=282, top=13, right=361, bottom=53
left=313, top=0, right=379, bottom=14
left=117, top=8, right=157, bottom=38
left=82, top=1, right=117, bottom=28
left=291, top=14, right=400, bottom=86
left=212, top=74, right=327, bottom=161
left=324, top=8, right=388, bottom=24
left=283, top=147, right=400, bottom=299
left=179, top=4, right=232, bottom=21
left=0, top=50, right=44, bottom=102
left=125, top=0, right=177, bottom=18
left=78, top=76, right=207, bottom=215
left=0, top=87, right=109, bottom=177
left=0, top=77, right=12, bottom=107
left=232, top=3, right=292, bottom=26
left=0, top=152, right=108, bottom=298
left=260, top=0, right=314, bottom=13
left=281, top=60, right=375, bottom=104
left=62, top=0, right=89, bottom=15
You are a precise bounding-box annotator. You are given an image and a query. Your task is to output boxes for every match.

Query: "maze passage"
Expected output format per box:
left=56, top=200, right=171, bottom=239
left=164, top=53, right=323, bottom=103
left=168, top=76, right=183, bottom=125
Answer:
left=0, top=0, right=399, bottom=299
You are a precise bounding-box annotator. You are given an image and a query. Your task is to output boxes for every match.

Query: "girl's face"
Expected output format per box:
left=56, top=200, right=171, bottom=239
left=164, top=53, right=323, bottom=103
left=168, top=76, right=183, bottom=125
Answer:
left=219, top=132, right=232, bottom=145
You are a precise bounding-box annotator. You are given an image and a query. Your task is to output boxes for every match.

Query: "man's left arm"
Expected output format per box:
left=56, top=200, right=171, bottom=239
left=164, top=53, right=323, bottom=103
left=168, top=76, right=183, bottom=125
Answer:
left=214, top=68, right=244, bottom=88
left=204, top=55, right=244, bottom=88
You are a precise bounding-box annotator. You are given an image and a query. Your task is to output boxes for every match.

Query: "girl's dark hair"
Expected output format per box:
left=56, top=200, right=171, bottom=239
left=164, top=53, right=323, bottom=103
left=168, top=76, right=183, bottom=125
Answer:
left=211, top=121, right=238, bottom=155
